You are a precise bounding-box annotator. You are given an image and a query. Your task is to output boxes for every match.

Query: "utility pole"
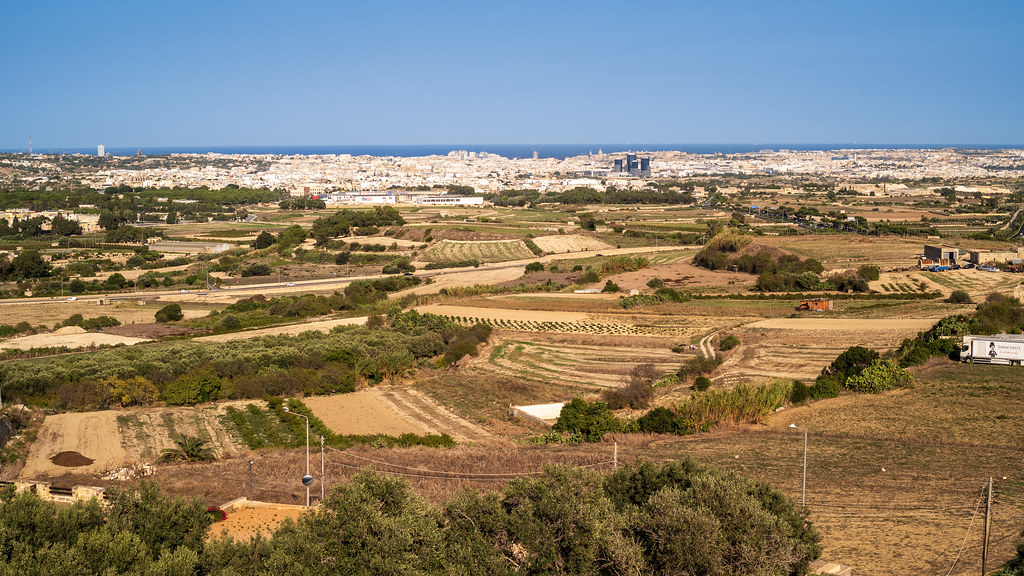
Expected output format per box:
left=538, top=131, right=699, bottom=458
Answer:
left=613, top=442, right=618, bottom=471
left=320, top=435, right=326, bottom=503
left=983, top=476, right=993, bottom=575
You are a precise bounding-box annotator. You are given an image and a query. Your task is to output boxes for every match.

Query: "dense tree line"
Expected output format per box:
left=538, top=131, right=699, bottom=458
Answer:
left=310, top=207, right=405, bottom=244
left=543, top=186, right=698, bottom=206
left=278, top=197, right=326, bottom=210
left=0, top=309, right=487, bottom=410
left=0, top=460, right=820, bottom=575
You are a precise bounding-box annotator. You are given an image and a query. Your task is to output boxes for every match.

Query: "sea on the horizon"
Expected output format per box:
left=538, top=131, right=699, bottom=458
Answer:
left=2, top=143, right=1021, bottom=160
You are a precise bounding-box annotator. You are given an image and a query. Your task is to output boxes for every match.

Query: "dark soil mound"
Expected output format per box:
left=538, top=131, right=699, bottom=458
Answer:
left=50, top=451, right=94, bottom=467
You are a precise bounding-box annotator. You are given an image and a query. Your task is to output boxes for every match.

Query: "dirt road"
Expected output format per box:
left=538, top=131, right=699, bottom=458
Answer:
left=745, top=318, right=939, bottom=331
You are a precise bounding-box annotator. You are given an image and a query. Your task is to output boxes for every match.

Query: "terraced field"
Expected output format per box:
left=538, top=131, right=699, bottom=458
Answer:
left=918, top=269, right=1023, bottom=298
left=479, top=339, right=684, bottom=389
left=415, top=304, right=694, bottom=336
left=419, top=239, right=535, bottom=263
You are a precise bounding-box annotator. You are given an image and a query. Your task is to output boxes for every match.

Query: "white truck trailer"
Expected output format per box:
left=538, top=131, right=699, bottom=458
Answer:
left=960, top=334, right=1024, bottom=365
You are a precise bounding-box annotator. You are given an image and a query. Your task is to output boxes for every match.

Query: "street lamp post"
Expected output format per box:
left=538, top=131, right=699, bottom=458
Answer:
left=248, top=459, right=253, bottom=501
left=789, top=424, right=808, bottom=508
left=283, top=406, right=311, bottom=507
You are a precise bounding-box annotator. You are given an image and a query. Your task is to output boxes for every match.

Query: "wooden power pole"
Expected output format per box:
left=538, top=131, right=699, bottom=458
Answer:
left=983, top=476, right=993, bottom=575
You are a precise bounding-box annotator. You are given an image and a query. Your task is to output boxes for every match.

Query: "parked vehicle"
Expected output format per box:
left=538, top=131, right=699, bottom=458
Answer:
left=961, top=334, right=1024, bottom=365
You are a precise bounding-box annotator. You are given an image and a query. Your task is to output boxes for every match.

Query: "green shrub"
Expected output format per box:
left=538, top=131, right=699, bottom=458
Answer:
left=678, top=355, right=723, bottom=380
left=809, top=374, right=842, bottom=399
left=240, top=263, right=272, bottom=277
left=843, top=359, right=913, bottom=393
left=789, top=380, right=810, bottom=404
left=858, top=264, right=881, bottom=281
left=154, top=304, right=183, bottom=322
left=552, top=398, right=622, bottom=442
left=646, top=277, right=665, bottom=289
left=601, top=280, right=619, bottom=293
left=220, top=315, right=241, bottom=330
left=635, top=406, right=680, bottom=434
left=162, top=367, right=223, bottom=405
left=822, top=346, right=879, bottom=382
left=524, top=262, right=545, bottom=273
left=948, top=289, right=972, bottom=304
left=719, top=335, right=740, bottom=351
left=578, top=269, right=600, bottom=284
left=693, top=376, right=712, bottom=391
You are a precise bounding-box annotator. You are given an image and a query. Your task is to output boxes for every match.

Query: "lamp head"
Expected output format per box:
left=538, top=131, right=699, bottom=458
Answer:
left=282, top=406, right=290, bottom=413
left=789, top=424, right=797, bottom=429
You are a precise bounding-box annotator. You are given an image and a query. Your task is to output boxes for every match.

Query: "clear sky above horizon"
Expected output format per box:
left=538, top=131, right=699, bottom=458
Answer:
left=2, top=0, right=1023, bottom=149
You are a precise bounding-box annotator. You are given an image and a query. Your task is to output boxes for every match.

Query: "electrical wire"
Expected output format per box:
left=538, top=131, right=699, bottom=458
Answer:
left=944, top=485, right=987, bottom=576
left=326, top=446, right=613, bottom=479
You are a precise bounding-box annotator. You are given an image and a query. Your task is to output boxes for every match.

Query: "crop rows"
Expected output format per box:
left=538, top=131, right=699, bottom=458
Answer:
left=437, top=314, right=687, bottom=336
left=880, top=282, right=923, bottom=293
left=420, top=240, right=534, bottom=263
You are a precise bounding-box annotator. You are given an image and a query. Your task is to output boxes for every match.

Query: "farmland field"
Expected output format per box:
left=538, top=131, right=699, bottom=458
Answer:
left=530, top=234, right=613, bottom=253
left=418, top=239, right=535, bottom=263
left=303, top=388, right=490, bottom=443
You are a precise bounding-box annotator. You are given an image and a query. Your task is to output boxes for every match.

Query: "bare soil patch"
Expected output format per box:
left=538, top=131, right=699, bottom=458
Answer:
left=303, top=390, right=431, bottom=436
left=531, top=234, right=612, bottom=254
left=102, top=323, right=199, bottom=339
left=210, top=506, right=305, bottom=541
left=0, top=329, right=150, bottom=350
left=609, top=260, right=756, bottom=293
left=304, top=388, right=490, bottom=443
left=21, top=411, right=128, bottom=477
left=393, top=267, right=526, bottom=296
left=20, top=405, right=246, bottom=479
left=745, top=317, right=938, bottom=331
left=50, top=451, right=94, bottom=467
left=415, top=304, right=589, bottom=323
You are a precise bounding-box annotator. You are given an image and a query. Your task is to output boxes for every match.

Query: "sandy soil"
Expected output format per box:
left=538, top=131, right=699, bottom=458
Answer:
left=608, top=261, right=755, bottom=293
left=20, top=411, right=128, bottom=477
left=210, top=506, right=306, bottom=541
left=20, top=404, right=246, bottom=479
left=397, top=267, right=526, bottom=296
left=0, top=299, right=211, bottom=327
left=0, top=326, right=150, bottom=350
left=194, top=316, right=367, bottom=342
left=414, top=304, right=589, bottom=323
left=303, top=388, right=491, bottom=443
left=345, top=235, right=426, bottom=248
left=745, top=318, right=939, bottom=331
left=531, top=234, right=613, bottom=254
left=304, top=390, right=431, bottom=436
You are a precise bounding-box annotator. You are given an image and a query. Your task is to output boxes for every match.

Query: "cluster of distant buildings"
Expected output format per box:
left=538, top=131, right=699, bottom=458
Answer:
left=1, top=209, right=101, bottom=233
left=293, top=187, right=484, bottom=206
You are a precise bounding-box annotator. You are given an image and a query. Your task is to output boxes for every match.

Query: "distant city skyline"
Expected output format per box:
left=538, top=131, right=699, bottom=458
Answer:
left=2, top=0, right=1022, bottom=148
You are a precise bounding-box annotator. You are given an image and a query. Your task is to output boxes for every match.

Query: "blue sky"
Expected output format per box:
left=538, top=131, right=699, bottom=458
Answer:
left=2, top=0, right=1022, bottom=148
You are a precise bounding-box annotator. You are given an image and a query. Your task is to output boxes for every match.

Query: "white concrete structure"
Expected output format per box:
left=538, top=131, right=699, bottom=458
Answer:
left=97, top=145, right=105, bottom=157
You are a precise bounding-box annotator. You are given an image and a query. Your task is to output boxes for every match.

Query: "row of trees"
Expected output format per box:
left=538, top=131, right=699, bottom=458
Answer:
left=309, top=207, right=405, bottom=244
left=0, top=309, right=489, bottom=409
left=0, top=461, right=821, bottom=576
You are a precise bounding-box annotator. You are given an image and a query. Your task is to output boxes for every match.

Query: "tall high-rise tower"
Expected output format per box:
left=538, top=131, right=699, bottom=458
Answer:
left=97, top=145, right=105, bottom=157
